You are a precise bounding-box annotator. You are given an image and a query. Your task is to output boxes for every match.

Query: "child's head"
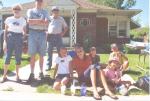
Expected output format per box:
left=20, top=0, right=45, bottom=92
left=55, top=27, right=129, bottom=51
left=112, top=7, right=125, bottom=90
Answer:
left=90, top=47, right=97, bottom=56
left=74, top=43, right=81, bottom=52
left=108, top=58, right=121, bottom=70
left=59, top=47, right=67, bottom=57
left=111, top=43, right=118, bottom=52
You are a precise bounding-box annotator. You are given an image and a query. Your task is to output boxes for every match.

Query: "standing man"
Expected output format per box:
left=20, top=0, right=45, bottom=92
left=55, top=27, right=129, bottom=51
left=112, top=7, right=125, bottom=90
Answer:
left=47, top=6, right=68, bottom=71
left=27, top=0, right=49, bottom=82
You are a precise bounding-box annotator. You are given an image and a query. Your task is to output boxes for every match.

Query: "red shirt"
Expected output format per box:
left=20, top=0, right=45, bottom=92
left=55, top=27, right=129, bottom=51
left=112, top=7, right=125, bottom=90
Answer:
left=72, top=55, right=92, bottom=76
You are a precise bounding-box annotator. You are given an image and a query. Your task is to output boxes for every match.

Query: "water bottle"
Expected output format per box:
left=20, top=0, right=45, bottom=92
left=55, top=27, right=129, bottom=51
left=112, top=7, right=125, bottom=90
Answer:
left=80, top=82, right=87, bottom=96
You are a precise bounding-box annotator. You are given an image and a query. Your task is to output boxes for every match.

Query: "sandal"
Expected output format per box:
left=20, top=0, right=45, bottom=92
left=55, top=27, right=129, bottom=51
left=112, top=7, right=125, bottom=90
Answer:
left=1, top=77, right=8, bottom=83
left=93, top=92, right=102, bottom=100
left=105, top=92, right=118, bottom=99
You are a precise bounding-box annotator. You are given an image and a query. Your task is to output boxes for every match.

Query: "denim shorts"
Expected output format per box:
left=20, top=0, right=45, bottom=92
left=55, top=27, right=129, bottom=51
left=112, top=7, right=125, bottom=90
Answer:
left=5, top=32, right=23, bottom=65
left=28, top=29, right=46, bottom=56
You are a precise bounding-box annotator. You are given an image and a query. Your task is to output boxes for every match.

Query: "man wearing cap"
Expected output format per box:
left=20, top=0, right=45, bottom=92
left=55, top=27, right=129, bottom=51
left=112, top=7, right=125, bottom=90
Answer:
left=47, top=6, right=68, bottom=71
left=26, top=0, right=49, bottom=82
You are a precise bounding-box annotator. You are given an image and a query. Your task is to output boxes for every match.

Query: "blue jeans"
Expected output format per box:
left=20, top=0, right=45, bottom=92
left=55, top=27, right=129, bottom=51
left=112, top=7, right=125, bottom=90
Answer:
left=5, top=32, right=23, bottom=65
left=79, top=65, right=100, bottom=86
left=28, top=29, right=47, bottom=56
left=47, top=34, right=63, bottom=68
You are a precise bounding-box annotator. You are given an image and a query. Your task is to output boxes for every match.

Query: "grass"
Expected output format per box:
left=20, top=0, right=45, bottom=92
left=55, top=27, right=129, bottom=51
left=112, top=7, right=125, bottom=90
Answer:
left=0, top=54, right=30, bottom=76
left=37, top=54, right=149, bottom=95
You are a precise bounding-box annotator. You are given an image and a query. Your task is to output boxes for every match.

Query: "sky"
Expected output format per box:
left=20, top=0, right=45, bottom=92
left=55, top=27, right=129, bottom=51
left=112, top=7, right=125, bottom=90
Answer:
left=0, top=0, right=149, bottom=27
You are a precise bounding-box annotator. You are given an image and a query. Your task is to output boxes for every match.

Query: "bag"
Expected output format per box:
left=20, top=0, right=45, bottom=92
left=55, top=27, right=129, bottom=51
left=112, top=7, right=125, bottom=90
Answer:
left=135, top=76, right=150, bottom=93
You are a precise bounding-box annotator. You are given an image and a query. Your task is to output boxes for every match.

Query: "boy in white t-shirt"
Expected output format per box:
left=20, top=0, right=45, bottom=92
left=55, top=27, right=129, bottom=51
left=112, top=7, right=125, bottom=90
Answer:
left=53, top=47, right=72, bottom=93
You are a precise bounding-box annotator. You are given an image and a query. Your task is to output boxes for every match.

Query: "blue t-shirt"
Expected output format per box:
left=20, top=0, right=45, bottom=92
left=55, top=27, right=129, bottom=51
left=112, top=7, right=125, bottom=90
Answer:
left=27, top=8, right=49, bottom=30
left=68, top=51, right=77, bottom=58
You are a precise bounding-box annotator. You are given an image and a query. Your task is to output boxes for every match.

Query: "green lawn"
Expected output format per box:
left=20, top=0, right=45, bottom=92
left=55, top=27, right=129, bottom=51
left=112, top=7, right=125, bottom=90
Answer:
left=0, top=54, right=30, bottom=76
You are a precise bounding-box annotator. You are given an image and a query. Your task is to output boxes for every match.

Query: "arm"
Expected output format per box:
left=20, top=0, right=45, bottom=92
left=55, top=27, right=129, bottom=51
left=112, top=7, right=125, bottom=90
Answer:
left=3, top=24, right=8, bottom=53
left=27, top=19, right=49, bottom=26
left=53, top=64, right=58, bottom=79
left=69, top=61, right=73, bottom=78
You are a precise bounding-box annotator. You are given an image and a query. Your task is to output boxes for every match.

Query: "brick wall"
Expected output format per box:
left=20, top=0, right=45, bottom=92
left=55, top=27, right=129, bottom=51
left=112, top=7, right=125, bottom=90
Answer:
left=77, top=13, right=96, bottom=45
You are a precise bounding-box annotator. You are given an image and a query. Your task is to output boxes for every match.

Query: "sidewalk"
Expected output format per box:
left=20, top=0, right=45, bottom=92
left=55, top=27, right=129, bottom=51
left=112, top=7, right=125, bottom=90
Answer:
left=0, top=91, right=149, bottom=101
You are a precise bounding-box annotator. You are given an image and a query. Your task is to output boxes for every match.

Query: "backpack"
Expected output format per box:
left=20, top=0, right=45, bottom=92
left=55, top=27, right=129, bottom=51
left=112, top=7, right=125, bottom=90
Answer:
left=135, top=76, right=150, bottom=93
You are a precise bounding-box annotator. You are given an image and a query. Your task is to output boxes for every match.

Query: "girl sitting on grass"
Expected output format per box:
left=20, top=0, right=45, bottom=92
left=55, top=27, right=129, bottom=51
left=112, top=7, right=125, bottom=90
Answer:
left=103, top=58, right=131, bottom=95
left=53, top=47, right=72, bottom=94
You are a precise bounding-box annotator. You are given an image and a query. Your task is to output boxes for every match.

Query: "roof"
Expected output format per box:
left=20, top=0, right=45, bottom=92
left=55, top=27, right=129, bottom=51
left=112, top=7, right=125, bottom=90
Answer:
left=0, top=0, right=115, bottom=12
left=72, top=0, right=115, bottom=9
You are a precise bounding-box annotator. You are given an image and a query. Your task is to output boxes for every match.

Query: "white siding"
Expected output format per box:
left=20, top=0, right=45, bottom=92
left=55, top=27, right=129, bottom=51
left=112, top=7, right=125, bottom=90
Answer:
left=97, top=15, right=130, bottom=37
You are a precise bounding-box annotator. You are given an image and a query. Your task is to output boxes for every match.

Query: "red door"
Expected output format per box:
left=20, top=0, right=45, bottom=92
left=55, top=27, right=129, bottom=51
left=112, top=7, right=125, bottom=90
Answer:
left=96, top=17, right=108, bottom=45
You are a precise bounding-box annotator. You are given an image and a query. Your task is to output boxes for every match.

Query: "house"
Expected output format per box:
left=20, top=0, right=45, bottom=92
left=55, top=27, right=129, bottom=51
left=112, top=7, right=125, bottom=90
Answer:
left=0, top=0, right=141, bottom=47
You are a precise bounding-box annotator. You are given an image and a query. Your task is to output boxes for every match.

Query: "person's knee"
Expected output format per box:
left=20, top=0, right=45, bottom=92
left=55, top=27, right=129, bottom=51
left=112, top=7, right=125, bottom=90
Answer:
left=53, top=83, right=60, bottom=90
left=61, top=77, right=69, bottom=85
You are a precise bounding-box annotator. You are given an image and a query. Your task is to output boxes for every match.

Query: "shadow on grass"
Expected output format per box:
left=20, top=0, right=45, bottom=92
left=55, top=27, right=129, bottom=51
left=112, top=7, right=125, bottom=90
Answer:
left=123, top=70, right=142, bottom=75
left=0, top=68, right=16, bottom=77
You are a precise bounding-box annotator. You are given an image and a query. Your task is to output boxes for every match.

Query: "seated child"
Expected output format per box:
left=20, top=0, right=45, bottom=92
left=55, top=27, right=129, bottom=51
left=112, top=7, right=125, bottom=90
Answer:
left=104, top=58, right=131, bottom=95
left=68, top=43, right=81, bottom=58
left=89, top=47, right=101, bottom=70
left=53, top=47, right=72, bottom=94
left=109, top=43, right=129, bottom=71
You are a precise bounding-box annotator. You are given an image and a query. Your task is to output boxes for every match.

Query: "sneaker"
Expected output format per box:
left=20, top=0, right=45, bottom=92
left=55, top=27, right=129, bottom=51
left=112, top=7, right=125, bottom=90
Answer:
left=1, top=77, right=8, bottom=83
left=27, top=73, right=35, bottom=83
left=61, top=85, right=67, bottom=95
left=39, top=72, right=44, bottom=79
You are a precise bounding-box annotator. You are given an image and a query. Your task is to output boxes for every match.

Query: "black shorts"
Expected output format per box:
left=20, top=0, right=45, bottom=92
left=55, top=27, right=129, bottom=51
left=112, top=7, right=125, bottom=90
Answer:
left=56, top=74, right=70, bottom=81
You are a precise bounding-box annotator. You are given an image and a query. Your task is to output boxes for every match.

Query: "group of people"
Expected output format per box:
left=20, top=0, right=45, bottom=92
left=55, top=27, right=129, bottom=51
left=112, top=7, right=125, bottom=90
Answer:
left=2, top=0, right=68, bottom=82
left=1, top=0, right=132, bottom=100
left=52, top=43, right=131, bottom=100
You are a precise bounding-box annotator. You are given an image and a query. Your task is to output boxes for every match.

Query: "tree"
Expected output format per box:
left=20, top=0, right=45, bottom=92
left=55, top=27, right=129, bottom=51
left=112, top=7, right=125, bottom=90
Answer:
left=88, top=0, right=136, bottom=9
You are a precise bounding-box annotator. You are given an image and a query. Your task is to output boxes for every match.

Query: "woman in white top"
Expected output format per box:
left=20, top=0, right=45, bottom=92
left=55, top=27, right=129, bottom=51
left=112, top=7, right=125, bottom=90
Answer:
left=1, top=4, right=26, bottom=83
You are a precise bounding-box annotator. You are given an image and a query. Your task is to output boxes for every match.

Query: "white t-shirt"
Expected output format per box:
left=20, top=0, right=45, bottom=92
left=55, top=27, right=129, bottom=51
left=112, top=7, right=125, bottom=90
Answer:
left=55, top=55, right=72, bottom=74
left=5, top=16, right=26, bottom=33
left=48, top=16, right=67, bottom=34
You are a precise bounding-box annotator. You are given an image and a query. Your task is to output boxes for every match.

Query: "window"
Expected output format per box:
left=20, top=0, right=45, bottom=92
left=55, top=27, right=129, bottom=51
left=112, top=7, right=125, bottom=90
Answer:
left=109, top=21, right=117, bottom=37
left=79, top=18, right=91, bottom=26
left=119, top=21, right=127, bottom=37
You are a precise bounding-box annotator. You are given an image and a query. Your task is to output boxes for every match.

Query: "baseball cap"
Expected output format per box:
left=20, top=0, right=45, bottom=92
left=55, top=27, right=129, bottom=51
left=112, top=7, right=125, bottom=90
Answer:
left=52, top=6, right=59, bottom=11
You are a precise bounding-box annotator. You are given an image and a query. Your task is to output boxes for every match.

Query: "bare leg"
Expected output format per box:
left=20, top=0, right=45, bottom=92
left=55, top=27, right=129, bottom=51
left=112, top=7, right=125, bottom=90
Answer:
left=122, top=61, right=129, bottom=71
left=30, top=55, right=35, bottom=73
left=3, top=64, right=9, bottom=79
left=90, top=69, right=101, bottom=99
left=99, top=70, right=118, bottom=99
left=16, top=65, right=20, bottom=79
left=39, top=55, right=44, bottom=73
left=53, top=81, right=61, bottom=90
left=61, top=77, right=69, bottom=86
